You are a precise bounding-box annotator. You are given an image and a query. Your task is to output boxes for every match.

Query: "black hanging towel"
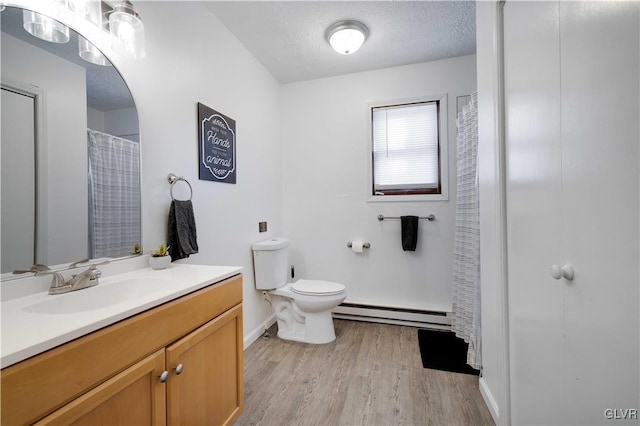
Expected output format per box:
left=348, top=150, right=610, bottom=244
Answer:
left=401, top=215, right=419, bottom=251
left=167, top=200, right=199, bottom=261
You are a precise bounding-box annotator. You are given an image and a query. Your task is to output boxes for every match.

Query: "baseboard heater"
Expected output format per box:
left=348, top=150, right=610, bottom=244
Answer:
left=333, top=302, right=451, bottom=331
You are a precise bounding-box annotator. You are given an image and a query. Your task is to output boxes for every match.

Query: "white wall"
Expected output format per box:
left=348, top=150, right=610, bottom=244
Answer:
left=280, top=56, right=476, bottom=312
left=87, top=107, right=105, bottom=133
left=104, top=107, right=139, bottom=141
left=1, top=34, right=88, bottom=266
left=475, top=2, right=510, bottom=424
left=110, top=2, right=283, bottom=343
left=88, top=107, right=139, bottom=142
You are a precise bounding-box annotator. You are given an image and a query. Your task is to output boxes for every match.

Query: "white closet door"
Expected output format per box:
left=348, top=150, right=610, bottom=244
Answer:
left=504, top=2, right=566, bottom=423
left=1, top=88, right=36, bottom=273
left=505, top=1, right=639, bottom=424
left=560, top=2, right=639, bottom=420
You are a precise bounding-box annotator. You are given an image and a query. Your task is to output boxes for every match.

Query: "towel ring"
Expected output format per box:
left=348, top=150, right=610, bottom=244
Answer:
left=167, top=173, right=193, bottom=201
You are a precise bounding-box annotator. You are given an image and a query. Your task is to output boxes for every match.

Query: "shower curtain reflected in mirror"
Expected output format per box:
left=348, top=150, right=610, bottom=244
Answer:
left=452, top=92, right=481, bottom=370
left=87, top=129, right=141, bottom=259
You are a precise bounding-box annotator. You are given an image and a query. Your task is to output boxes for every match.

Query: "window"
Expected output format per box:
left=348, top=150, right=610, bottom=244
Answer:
left=371, top=100, right=442, bottom=197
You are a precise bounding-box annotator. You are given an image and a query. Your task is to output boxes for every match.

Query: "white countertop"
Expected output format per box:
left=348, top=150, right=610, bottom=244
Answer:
left=1, top=263, right=242, bottom=368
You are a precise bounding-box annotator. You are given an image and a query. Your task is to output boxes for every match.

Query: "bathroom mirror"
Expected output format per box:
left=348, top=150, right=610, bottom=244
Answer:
left=1, top=6, right=141, bottom=275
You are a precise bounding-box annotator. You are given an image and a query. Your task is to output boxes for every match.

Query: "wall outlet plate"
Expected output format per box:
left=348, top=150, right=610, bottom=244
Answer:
left=259, top=221, right=267, bottom=232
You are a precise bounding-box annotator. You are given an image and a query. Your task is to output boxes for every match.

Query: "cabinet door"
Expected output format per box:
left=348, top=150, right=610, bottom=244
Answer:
left=166, top=304, right=243, bottom=426
left=504, top=1, right=565, bottom=423
left=559, top=1, right=639, bottom=419
left=35, top=349, right=166, bottom=425
left=505, top=1, right=639, bottom=424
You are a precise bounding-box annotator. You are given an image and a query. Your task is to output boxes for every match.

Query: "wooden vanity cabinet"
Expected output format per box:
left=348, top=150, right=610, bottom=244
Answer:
left=34, top=349, right=167, bottom=425
left=1, top=274, right=243, bottom=426
left=166, top=304, right=243, bottom=425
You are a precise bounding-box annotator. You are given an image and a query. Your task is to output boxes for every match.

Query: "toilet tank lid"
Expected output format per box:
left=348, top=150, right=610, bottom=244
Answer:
left=252, top=237, right=289, bottom=251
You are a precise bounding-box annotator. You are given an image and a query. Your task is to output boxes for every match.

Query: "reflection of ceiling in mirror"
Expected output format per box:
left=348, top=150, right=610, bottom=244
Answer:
left=0, top=6, right=135, bottom=112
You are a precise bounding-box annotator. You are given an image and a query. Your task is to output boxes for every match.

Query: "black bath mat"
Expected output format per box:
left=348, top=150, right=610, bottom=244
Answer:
left=417, top=329, right=480, bottom=375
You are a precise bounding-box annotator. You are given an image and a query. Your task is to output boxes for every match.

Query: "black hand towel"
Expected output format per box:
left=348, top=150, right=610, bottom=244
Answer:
left=168, top=200, right=199, bottom=261
left=401, top=215, right=419, bottom=251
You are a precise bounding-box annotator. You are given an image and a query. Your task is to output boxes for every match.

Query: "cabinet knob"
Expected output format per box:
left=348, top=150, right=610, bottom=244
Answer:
left=159, top=370, right=169, bottom=383
left=551, top=264, right=575, bottom=281
left=174, top=363, right=184, bottom=375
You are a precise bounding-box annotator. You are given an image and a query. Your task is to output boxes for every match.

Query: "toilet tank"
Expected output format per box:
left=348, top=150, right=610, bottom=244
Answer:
left=252, top=237, right=289, bottom=290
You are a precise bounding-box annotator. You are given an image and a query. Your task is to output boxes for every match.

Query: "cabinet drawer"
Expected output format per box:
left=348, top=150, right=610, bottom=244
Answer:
left=1, top=274, right=242, bottom=425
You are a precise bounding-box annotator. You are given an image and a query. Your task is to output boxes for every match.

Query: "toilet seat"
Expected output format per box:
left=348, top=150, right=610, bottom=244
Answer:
left=291, top=279, right=345, bottom=296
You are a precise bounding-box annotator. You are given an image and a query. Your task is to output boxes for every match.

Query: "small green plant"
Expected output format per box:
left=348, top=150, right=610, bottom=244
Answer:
left=131, top=243, right=142, bottom=255
left=151, top=243, right=170, bottom=257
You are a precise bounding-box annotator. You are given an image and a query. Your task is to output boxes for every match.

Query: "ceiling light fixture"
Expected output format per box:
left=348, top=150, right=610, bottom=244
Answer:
left=325, top=20, right=369, bottom=55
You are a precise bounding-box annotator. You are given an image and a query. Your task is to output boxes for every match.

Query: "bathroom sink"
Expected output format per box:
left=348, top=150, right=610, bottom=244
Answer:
left=23, top=276, right=175, bottom=314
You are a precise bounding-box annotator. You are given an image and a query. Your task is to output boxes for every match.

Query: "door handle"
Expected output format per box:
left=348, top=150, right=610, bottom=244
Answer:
left=551, top=264, right=574, bottom=281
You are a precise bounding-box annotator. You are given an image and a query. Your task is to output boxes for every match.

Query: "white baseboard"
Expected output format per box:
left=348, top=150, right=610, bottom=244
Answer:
left=479, top=377, right=499, bottom=424
left=244, top=314, right=276, bottom=350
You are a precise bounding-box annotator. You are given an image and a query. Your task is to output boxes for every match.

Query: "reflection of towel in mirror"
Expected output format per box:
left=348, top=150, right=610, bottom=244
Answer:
left=401, top=215, right=419, bottom=251
left=168, top=200, right=199, bottom=261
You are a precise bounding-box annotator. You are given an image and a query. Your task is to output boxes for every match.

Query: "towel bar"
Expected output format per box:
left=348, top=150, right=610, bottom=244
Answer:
left=167, top=173, right=193, bottom=201
left=347, top=242, right=371, bottom=249
left=377, top=214, right=435, bottom=222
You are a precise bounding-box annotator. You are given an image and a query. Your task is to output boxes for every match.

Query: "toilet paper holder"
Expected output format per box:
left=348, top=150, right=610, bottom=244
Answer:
left=347, top=241, right=370, bottom=249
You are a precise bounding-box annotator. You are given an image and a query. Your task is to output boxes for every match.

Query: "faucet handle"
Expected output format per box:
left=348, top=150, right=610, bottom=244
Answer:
left=70, top=258, right=111, bottom=269
left=87, top=265, right=102, bottom=279
left=32, top=269, right=67, bottom=289
left=13, top=264, right=52, bottom=274
left=69, top=259, right=90, bottom=269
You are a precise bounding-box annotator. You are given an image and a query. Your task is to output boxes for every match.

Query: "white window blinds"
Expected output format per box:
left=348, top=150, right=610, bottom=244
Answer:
left=372, top=101, right=440, bottom=193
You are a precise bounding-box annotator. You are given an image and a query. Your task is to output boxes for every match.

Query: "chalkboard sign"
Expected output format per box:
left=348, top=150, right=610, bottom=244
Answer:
left=198, top=102, right=236, bottom=184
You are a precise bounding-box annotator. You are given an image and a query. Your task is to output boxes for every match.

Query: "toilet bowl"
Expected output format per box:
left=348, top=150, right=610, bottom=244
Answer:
left=252, top=238, right=346, bottom=344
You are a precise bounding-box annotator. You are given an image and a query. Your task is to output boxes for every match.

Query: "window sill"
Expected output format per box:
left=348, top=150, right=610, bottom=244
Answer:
left=367, top=193, right=448, bottom=203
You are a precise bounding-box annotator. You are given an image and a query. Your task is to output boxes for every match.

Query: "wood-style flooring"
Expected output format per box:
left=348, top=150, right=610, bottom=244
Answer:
left=236, top=319, right=495, bottom=426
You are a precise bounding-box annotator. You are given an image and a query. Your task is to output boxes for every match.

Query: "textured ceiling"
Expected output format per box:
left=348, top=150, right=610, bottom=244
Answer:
left=205, top=1, right=476, bottom=83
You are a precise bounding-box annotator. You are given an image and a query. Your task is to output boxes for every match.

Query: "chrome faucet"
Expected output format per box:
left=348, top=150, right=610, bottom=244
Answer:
left=49, top=265, right=103, bottom=295
left=47, top=259, right=111, bottom=295
left=13, top=260, right=111, bottom=295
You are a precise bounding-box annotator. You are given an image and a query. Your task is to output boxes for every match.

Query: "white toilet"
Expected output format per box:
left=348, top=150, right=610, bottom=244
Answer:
left=252, top=237, right=346, bottom=344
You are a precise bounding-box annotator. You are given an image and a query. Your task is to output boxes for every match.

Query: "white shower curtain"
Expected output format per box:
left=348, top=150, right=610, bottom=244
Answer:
left=88, top=129, right=141, bottom=259
left=451, top=92, right=481, bottom=370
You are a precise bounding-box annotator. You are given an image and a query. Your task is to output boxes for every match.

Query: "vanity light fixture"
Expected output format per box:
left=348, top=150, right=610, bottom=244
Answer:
left=22, top=9, right=70, bottom=43
left=79, top=36, right=111, bottom=66
left=66, top=0, right=91, bottom=15
left=20, top=0, right=145, bottom=61
left=78, top=0, right=111, bottom=66
left=109, top=0, right=145, bottom=59
left=325, top=20, right=369, bottom=55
